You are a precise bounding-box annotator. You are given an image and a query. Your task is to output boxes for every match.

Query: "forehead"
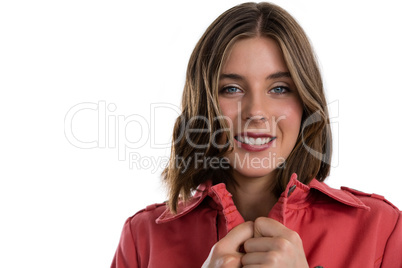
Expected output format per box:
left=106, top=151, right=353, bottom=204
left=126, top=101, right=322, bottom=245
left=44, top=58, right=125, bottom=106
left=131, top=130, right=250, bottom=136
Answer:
left=221, top=37, right=289, bottom=76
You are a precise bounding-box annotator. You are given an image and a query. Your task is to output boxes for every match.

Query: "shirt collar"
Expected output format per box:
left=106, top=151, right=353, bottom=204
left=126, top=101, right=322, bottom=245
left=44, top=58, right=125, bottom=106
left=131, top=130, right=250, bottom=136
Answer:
left=156, top=182, right=211, bottom=224
left=156, top=173, right=370, bottom=224
left=310, top=180, right=371, bottom=209
left=285, top=173, right=370, bottom=210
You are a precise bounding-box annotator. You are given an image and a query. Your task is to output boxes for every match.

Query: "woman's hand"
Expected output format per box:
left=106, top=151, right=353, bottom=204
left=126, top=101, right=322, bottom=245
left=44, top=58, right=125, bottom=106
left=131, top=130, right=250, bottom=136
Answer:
left=242, top=217, right=309, bottom=267
left=202, top=221, right=254, bottom=268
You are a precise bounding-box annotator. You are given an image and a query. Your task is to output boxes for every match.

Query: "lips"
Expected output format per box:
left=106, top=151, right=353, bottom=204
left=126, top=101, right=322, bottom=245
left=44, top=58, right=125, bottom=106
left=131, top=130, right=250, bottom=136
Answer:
left=234, top=132, right=276, bottom=152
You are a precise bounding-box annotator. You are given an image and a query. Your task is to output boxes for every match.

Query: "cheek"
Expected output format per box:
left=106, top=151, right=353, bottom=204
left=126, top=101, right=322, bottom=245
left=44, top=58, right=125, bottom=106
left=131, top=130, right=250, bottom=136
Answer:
left=276, top=100, right=303, bottom=137
left=218, top=99, right=238, bottom=147
left=218, top=99, right=239, bottom=125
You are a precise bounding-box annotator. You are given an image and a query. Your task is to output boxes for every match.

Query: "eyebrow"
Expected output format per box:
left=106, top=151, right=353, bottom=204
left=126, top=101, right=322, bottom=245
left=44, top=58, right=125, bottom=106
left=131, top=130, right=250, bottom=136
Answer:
left=219, top=71, right=291, bottom=81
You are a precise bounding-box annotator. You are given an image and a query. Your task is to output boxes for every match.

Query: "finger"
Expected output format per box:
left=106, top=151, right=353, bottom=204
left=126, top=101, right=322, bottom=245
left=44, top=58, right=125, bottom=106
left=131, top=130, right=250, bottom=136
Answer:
left=219, top=221, right=254, bottom=252
left=245, top=236, right=297, bottom=254
left=242, top=251, right=279, bottom=266
left=244, top=236, right=278, bottom=252
left=253, top=217, right=290, bottom=238
left=241, top=265, right=260, bottom=268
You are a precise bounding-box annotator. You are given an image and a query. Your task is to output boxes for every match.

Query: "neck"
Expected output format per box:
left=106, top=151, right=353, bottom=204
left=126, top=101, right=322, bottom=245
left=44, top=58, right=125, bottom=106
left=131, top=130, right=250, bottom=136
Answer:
left=226, top=170, right=278, bottom=222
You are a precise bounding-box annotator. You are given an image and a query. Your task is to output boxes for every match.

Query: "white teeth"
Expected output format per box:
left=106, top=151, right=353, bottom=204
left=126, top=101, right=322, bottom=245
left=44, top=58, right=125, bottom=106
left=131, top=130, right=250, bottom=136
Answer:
left=236, top=136, right=272, bottom=145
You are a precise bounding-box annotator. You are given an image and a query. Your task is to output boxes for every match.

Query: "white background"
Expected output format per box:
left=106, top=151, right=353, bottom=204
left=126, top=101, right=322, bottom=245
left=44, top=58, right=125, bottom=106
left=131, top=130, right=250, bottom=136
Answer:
left=1, top=0, right=401, bottom=267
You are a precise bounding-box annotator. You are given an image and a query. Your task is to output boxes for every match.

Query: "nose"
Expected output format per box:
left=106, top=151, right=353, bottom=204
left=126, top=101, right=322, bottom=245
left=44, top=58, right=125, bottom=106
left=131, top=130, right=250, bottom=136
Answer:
left=241, top=91, right=268, bottom=125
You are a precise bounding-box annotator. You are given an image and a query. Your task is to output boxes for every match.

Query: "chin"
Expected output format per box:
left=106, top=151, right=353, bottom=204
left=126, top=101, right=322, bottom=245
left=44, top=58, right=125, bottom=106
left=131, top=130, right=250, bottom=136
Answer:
left=232, top=167, right=276, bottom=180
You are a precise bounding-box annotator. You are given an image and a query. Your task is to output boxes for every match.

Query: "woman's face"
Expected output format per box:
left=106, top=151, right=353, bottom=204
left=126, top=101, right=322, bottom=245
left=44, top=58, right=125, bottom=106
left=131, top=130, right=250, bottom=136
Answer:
left=218, top=37, right=303, bottom=181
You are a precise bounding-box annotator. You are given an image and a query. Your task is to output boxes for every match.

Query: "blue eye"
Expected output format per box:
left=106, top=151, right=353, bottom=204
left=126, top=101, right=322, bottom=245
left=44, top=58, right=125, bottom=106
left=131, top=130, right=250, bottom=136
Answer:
left=221, top=86, right=242, bottom=94
left=270, top=86, right=289, bottom=94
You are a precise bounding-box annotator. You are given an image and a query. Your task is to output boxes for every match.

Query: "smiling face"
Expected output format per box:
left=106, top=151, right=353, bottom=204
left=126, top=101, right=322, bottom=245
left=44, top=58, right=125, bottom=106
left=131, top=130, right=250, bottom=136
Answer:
left=218, top=37, right=303, bottom=182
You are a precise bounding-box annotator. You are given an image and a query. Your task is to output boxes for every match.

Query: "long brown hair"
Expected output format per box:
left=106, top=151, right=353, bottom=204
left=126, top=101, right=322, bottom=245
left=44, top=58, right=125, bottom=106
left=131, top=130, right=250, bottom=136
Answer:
left=162, top=2, right=332, bottom=213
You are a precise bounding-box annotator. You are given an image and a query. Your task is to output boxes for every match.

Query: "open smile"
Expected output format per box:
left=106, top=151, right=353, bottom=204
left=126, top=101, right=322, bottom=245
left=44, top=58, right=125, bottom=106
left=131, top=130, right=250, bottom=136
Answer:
left=234, top=132, right=276, bottom=152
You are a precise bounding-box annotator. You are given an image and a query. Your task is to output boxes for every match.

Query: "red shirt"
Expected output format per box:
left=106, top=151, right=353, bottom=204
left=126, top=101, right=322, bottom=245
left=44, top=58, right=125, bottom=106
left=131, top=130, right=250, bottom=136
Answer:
left=111, top=174, right=402, bottom=267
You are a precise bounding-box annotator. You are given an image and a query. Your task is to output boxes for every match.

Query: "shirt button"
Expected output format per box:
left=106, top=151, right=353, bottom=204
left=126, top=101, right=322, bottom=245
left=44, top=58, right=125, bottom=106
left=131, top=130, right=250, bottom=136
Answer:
left=287, top=185, right=297, bottom=197
left=314, top=266, right=324, bottom=268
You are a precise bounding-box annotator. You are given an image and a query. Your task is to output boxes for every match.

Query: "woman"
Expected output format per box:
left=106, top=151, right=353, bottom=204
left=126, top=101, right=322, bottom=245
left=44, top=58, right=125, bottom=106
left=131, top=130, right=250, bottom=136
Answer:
left=112, top=2, right=401, bottom=267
